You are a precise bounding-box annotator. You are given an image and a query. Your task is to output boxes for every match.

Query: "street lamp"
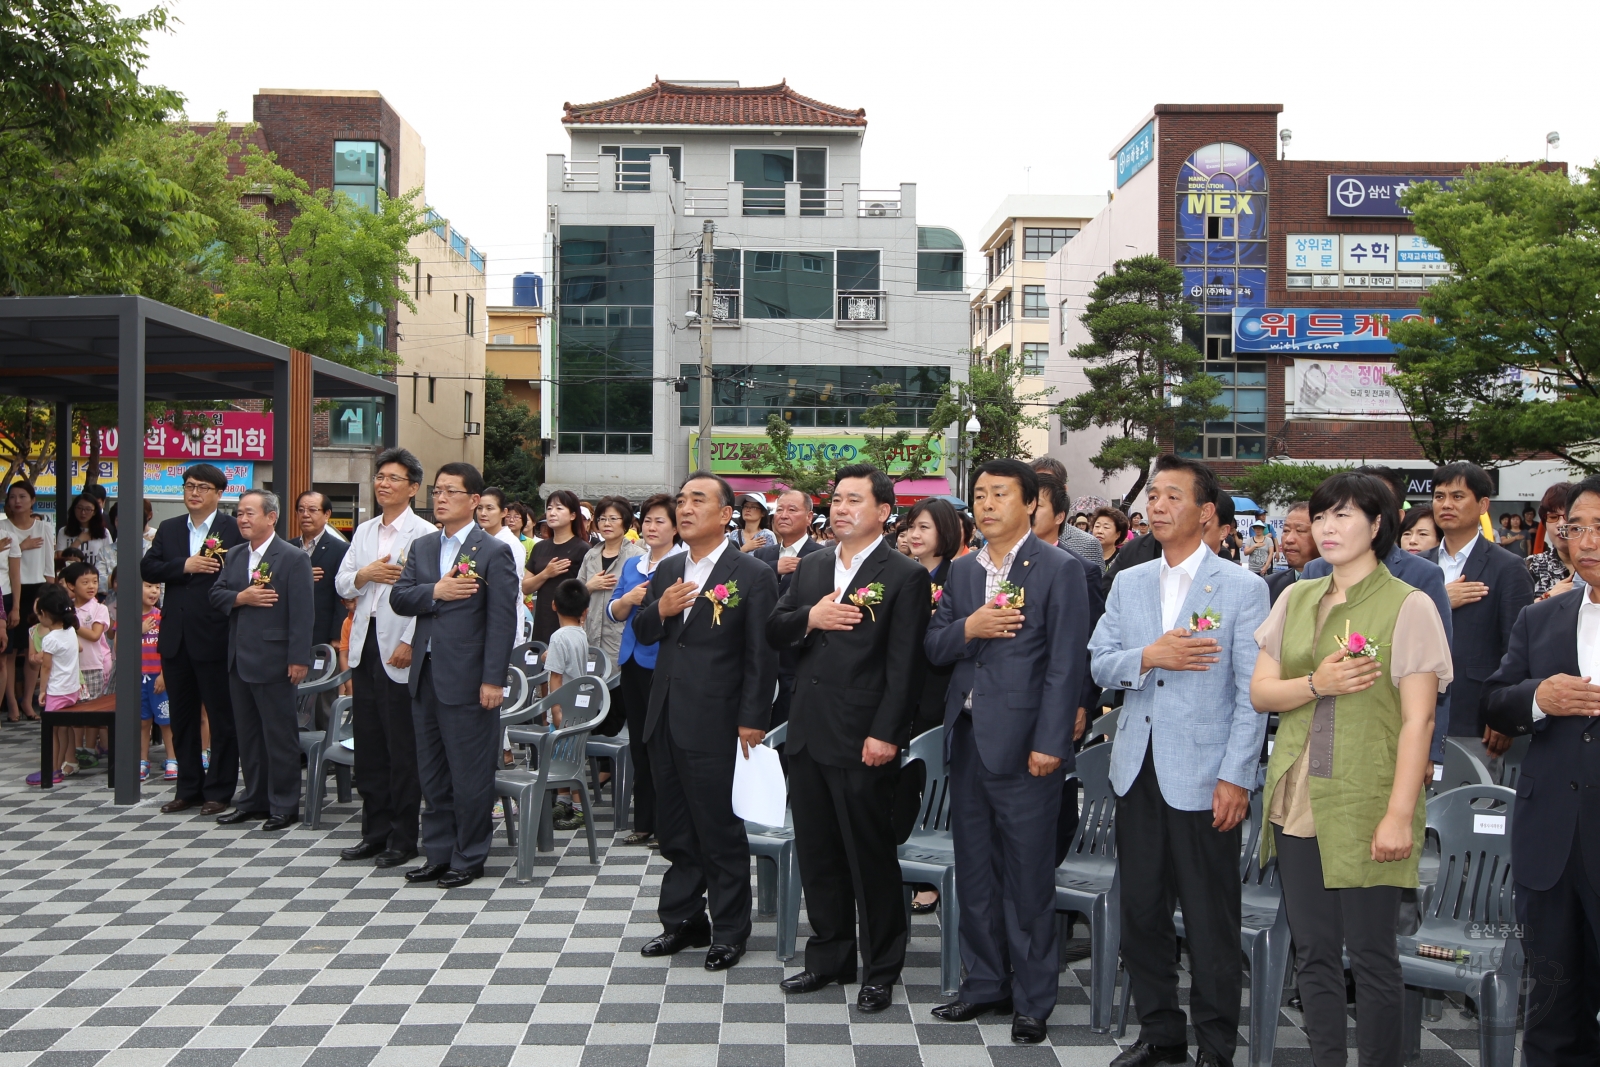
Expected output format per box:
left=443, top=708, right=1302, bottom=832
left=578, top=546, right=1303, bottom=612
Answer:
left=959, top=413, right=982, bottom=501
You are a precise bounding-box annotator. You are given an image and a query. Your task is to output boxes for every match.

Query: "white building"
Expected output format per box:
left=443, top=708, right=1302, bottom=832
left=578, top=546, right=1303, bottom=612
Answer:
left=542, top=79, right=969, bottom=500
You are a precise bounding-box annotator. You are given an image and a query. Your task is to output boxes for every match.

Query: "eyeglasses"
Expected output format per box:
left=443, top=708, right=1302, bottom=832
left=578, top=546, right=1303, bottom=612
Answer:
left=182, top=482, right=218, bottom=493
left=430, top=487, right=470, bottom=499
left=1555, top=524, right=1600, bottom=541
left=373, top=474, right=413, bottom=486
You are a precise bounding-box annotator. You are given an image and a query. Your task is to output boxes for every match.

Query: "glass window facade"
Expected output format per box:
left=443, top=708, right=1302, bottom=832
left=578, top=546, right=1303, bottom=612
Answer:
left=1175, top=143, right=1267, bottom=310
left=333, top=141, right=387, bottom=213
left=743, top=250, right=834, bottom=319
left=734, top=147, right=827, bottom=216
left=1021, top=342, right=1047, bottom=376
left=1023, top=227, right=1077, bottom=260
left=599, top=145, right=682, bottom=190
left=679, top=364, right=951, bottom=428
left=1176, top=313, right=1267, bottom=462
left=917, top=227, right=965, bottom=292
left=557, top=226, right=655, bottom=456
left=1022, top=285, right=1048, bottom=318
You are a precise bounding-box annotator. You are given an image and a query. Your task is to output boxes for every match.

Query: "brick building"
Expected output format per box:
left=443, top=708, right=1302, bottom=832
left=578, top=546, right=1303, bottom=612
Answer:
left=1047, top=102, right=1566, bottom=511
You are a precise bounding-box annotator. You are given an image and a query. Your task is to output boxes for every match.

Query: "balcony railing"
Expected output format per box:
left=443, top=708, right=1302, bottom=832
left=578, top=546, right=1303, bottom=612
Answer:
left=689, top=289, right=741, bottom=324
left=683, top=187, right=729, bottom=216
left=563, top=159, right=600, bottom=192
left=836, top=290, right=887, bottom=327
left=800, top=188, right=843, bottom=217
left=858, top=191, right=902, bottom=217
left=741, top=188, right=786, bottom=216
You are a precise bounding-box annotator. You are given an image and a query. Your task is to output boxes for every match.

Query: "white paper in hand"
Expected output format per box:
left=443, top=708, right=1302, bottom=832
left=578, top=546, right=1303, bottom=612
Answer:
left=731, top=742, right=787, bottom=827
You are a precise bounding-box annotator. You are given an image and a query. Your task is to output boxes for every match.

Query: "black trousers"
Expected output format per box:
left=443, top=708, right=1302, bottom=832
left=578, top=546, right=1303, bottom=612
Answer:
left=948, top=713, right=1064, bottom=1019
left=229, top=671, right=301, bottom=817
left=649, top=712, right=751, bottom=945
left=411, top=658, right=499, bottom=872
left=161, top=651, right=237, bottom=805
left=1518, top=823, right=1600, bottom=1067
left=790, top=747, right=907, bottom=986
left=1116, top=744, right=1242, bottom=1058
left=618, top=659, right=655, bottom=834
left=1275, top=830, right=1403, bottom=1067
left=353, top=628, right=420, bottom=852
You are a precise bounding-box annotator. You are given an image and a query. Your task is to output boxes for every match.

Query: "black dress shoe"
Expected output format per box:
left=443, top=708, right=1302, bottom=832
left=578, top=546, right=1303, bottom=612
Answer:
left=621, top=831, right=655, bottom=846
left=340, top=841, right=386, bottom=861
left=779, top=970, right=853, bottom=994
left=262, top=814, right=298, bottom=832
left=217, top=809, right=269, bottom=825
left=1193, top=1052, right=1231, bottom=1067
left=374, top=849, right=418, bottom=869
left=640, top=921, right=712, bottom=958
left=437, top=866, right=482, bottom=889
left=1109, top=1041, right=1188, bottom=1067
left=1010, top=1013, right=1047, bottom=1044
left=930, top=997, right=1012, bottom=1022
left=857, top=984, right=892, bottom=1013
left=404, top=862, right=451, bottom=883
left=704, top=943, right=745, bottom=971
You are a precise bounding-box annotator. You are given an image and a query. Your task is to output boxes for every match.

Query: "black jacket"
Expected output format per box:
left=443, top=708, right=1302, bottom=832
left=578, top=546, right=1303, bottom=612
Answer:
left=1102, top=531, right=1162, bottom=598
left=1265, top=566, right=1300, bottom=607
left=140, top=511, right=245, bottom=662
left=766, top=540, right=932, bottom=766
left=633, top=546, right=779, bottom=753
left=1481, top=589, right=1600, bottom=892
left=303, top=531, right=350, bottom=647
left=753, top=536, right=825, bottom=681
left=1425, top=536, right=1535, bottom=734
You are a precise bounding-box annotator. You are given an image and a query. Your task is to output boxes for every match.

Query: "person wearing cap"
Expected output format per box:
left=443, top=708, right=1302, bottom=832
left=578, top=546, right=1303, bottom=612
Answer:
left=730, top=493, right=777, bottom=553
left=1243, top=520, right=1276, bottom=577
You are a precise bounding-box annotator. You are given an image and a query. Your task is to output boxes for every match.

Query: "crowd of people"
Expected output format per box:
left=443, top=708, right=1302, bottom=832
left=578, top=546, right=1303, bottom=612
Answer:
left=12, top=445, right=1596, bottom=1067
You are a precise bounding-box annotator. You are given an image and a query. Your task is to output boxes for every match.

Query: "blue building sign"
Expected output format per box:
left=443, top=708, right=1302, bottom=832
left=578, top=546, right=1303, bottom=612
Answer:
left=1327, top=174, right=1455, bottom=217
left=1233, top=307, right=1425, bottom=354
left=1116, top=121, right=1155, bottom=188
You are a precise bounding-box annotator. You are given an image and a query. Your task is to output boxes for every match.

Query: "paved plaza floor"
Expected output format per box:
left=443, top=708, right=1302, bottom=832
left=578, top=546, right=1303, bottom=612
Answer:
left=0, top=722, right=1499, bottom=1066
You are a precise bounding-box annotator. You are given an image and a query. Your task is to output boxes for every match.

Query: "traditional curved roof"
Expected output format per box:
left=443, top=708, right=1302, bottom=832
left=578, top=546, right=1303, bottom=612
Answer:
left=562, top=79, right=866, bottom=128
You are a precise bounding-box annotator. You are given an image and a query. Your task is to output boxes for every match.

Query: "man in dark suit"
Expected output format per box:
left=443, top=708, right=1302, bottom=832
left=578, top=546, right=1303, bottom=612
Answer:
left=1104, top=528, right=1162, bottom=596
left=1481, top=474, right=1600, bottom=1067
left=140, top=462, right=245, bottom=815
left=1424, top=461, right=1534, bottom=750
left=208, top=491, right=315, bottom=831
left=390, top=462, right=519, bottom=890
left=295, top=491, right=349, bottom=647
left=1265, top=501, right=1317, bottom=606
left=924, top=459, right=1091, bottom=1044
left=767, top=464, right=931, bottom=1013
left=632, top=471, right=779, bottom=971
left=753, top=488, right=824, bottom=729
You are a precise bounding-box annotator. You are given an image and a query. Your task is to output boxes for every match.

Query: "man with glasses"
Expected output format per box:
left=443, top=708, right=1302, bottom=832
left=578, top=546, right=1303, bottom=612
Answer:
left=296, top=491, right=350, bottom=647
left=334, top=449, right=436, bottom=868
left=141, top=463, right=245, bottom=815
left=391, top=463, right=518, bottom=889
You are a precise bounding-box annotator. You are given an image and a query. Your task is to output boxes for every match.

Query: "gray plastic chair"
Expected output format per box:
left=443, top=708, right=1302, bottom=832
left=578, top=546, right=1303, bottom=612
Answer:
left=295, top=648, right=347, bottom=732
left=1083, top=706, right=1119, bottom=747
left=498, top=664, right=531, bottom=720
left=1054, top=741, right=1120, bottom=1031
left=583, top=644, right=618, bottom=689
left=586, top=726, right=632, bottom=833
left=897, top=725, right=960, bottom=995
left=494, top=675, right=609, bottom=879
left=745, top=721, right=801, bottom=961
left=305, top=695, right=354, bottom=828
left=295, top=664, right=352, bottom=817
left=1431, top=736, right=1494, bottom=795
left=1398, top=784, right=1520, bottom=1067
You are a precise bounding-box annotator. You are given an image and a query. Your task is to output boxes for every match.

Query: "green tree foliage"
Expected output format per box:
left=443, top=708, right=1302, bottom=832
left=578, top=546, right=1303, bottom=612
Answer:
left=1388, top=164, right=1600, bottom=472
left=1228, top=461, right=1351, bottom=509
left=1056, top=255, right=1224, bottom=505
left=740, top=415, right=835, bottom=498
left=964, top=347, right=1051, bottom=465
left=481, top=373, right=542, bottom=503
left=858, top=383, right=940, bottom=482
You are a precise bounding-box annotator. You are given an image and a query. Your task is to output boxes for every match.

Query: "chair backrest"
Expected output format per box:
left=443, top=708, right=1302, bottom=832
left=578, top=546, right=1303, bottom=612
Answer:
left=328, top=695, right=354, bottom=743
left=296, top=664, right=351, bottom=730
left=1083, top=707, right=1119, bottom=747
left=1434, top=737, right=1494, bottom=795
left=511, top=641, right=546, bottom=674
left=497, top=665, right=534, bottom=726
left=901, top=725, right=949, bottom=838
left=1497, top=734, right=1531, bottom=790
left=1063, top=741, right=1116, bottom=863
left=533, top=675, right=610, bottom=781
left=584, top=644, right=611, bottom=680
left=1238, top=790, right=1284, bottom=898
left=1421, top=784, right=1517, bottom=930
left=307, top=643, right=339, bottom=684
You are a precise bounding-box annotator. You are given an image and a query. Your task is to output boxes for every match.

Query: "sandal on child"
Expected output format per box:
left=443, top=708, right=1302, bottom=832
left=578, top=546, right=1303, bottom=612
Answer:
left=60, top=761, right=79, bottom=778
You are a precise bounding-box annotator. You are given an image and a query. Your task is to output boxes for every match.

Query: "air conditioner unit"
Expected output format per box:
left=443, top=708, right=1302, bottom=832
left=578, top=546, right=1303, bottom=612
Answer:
left=865, top=203, right=889, bottom=217
left=463, top=421, right=482, bottom=436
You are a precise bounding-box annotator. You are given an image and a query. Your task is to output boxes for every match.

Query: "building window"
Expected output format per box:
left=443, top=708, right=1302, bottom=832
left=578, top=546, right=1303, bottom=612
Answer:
left=744, top=250, right=834, bottom=319
left=917, top=227, right=964, bottom=292
left=1021, top=342, right=1047, bottom=376
left=1023, top=227, right=1077, bottom=260
left=1021, top=285, right=1048, bottom=318
left=426, top=274, right=432, bottom=295
left=556, top=225, right=655, bottom=456
left=453, top=293, right=459, bottom=313
left=993, top=237, right=1013, bottom=275
left=1060, top=301, right=1071, bottom=343
left=464, top=391, right=473, bottom=423
left=599, top=145, right=682, bottom=190
left=1175, top=142, right=1268, bottom=310
left=734, top=147, right=827, bottom=216
left=333, top=141, right=386, bottom=213
left=465, top=295, right=475, bottom=335
left=1176, top=313, right=1267, bottom=462
left=678, top=364, right=951, bottom=428
left=991, top=292, right=1011, bottom=331
left=428, top=376, right=436, bottom=404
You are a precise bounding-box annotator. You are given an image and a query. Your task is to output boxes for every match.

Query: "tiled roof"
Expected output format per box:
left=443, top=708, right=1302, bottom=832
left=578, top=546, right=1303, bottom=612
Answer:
left=563, top=79, right=866, bottom=128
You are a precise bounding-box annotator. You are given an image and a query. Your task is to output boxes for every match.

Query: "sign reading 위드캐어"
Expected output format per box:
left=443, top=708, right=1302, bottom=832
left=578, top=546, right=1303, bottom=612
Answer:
left=1327, top=174, right=1456, bottom=217
left=688, top=432, right=945, bottom=477
left=1232, top=308, right=1425, bottom=355
left=1116, top=121, right=1155, bottom=188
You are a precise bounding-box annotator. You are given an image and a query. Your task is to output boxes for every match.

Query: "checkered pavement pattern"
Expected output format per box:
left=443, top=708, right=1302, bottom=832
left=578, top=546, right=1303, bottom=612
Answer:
left=0, top=722, right=1493, bottom=1066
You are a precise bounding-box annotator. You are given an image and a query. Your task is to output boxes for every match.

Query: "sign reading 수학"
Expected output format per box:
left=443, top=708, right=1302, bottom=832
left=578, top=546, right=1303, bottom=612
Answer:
left=1116, top=121, right=1155, bottom=188
left=1327, top=174, right=1455, bottom=217
left=688, top=432, right=945, bottom=477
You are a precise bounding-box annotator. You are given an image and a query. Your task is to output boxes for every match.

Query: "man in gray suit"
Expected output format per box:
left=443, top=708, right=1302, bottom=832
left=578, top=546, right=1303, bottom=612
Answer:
left=210, top=490, right=315, bottom=832
left=391, top=462, right=518, bottom=890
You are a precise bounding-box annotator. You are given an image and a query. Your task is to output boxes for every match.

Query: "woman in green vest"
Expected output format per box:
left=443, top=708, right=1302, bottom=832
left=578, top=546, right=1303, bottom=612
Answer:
left=1249, top=472, right=1451, bottom=1067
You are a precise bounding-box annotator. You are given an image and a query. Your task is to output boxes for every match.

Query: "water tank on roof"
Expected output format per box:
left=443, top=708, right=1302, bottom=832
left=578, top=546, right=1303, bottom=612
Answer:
left=512, top=272, right=544, bottom=308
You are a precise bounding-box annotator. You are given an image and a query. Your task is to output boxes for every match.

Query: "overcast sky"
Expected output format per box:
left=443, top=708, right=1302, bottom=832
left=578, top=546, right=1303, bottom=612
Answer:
left=143, top=0, right=1597, bottom=304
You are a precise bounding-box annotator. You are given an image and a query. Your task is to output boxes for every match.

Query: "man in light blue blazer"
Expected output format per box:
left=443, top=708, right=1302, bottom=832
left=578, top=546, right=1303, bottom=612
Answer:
left=1089, top=454, right=1269, bottom=1067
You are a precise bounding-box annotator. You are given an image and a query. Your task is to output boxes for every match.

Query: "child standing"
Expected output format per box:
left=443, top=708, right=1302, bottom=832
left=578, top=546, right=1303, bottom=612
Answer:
left=61, top=561, right=110, bottom=767
left=26, top=585, right=80, bottom=785
left=543, top=578, right=593, bottom=830
left=139, top=581, right=174, bottom=781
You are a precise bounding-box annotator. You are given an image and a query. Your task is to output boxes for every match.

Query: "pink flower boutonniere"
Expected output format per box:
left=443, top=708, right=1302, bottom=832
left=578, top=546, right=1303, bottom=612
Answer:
left=702, top=580, right=740, bottom=625
left=930, top=584, right=943, bottom=610
left=849, top=582, right=885, bottom=621
left=1342, top=620, right=1381, bottom=659
left=992, top=579, right=1025, bottom=610
left=249, top=561, right=271, bottom=587
left=201, top=536, right=227, bottom=560
left=454, top=551, right=481, bottom=582
left=1190, top=608, right=1222, bottom=632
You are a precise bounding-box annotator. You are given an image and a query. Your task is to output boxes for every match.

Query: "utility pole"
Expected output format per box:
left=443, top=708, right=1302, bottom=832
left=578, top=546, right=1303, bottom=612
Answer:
left=696, top=219, right=716, bottom=472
